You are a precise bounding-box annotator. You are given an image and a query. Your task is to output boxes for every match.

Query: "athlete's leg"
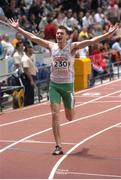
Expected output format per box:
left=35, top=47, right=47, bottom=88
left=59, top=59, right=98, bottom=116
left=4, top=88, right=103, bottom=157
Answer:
left=50, top=103, right=62, bottom=147
left=49, top=82, right=63, bottom=153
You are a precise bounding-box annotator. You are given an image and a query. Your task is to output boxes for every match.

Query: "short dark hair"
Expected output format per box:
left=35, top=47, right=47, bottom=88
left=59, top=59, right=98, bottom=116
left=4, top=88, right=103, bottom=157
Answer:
left=15, top=41, right=23, bottom=49
left=57, top=25, right=69, bottom=34
left=24, top=44, right=33, bottom=53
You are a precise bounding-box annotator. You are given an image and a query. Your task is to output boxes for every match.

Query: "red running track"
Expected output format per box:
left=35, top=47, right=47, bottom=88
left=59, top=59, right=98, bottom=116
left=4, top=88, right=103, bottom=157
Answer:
left=0, top=79, right=121, bottom=179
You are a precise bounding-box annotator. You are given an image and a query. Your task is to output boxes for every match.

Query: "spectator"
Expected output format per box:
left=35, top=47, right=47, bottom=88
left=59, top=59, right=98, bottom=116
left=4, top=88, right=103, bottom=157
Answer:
left=21, top=44, right=37, bottom=106
left=89, top=43, right=107, bottom=86
left=107, top=0, right=120, bottom=23
left=112, top=37, right=121, bottom=56
left=11, top=32, right=24, bottom=47
left=4, top=0, right=17, bottom=18
left=11, top=41, right=25, bottom=86
left=82, top=12, right=91, bottom=28
left=44, top=13, right=57, bottom=41
left=28, top=13, right=39, bottom=32
left=93, top=24, right=103, bottom=36
left=53, top=11, right=66, bottom=27
left=24, top=0, right=33, bottom=10
left=19, top=15, right=32, bottom=32
left=13, top=41, right=24, bottom=71
left=110, top=48, right=120, bottom=64
left=28, top=0, right=43, bottom=24
left=94, top=7, right=105, bottom=26
left=78, top=11, right=84, bottom=29
left=64, top=9, right=78, bottom=31
left=79, top=27, right=89, bottom=41
left=1, top=33, right=14, bottom=58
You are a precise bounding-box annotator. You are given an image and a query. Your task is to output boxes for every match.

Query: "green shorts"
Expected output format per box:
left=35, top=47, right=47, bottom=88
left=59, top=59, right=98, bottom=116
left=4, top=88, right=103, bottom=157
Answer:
left=49, top=81, right=75, bottom=109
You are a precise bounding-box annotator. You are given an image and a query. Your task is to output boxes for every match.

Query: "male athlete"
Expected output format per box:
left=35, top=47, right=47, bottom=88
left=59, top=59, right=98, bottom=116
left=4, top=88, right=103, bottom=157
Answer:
left=6, top=19, right=117, bottom=155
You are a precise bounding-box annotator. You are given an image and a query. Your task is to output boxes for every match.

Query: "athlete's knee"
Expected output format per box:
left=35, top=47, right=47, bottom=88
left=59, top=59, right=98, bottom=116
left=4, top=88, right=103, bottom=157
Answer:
left=52, top=111, right=59, bottom=122
left=65, top=108, right=75, bottom=121
left=66, top=114, right=73, bottom=121
left=51, top=104, right=60, bottom=118
left=65, top=109, right=75, bottom=121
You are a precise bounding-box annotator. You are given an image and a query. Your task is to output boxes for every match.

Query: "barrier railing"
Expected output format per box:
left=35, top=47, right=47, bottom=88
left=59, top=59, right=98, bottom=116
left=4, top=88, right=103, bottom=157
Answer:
left=89, top=61, right=121, bottom=86
left=0, top=72, right=24, bottom=111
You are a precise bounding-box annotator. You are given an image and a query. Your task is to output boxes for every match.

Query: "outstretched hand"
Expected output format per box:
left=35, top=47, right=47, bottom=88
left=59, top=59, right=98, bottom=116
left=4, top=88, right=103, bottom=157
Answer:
left=108, top=24, right=118, bottom=36
left=7, top=19, right=19, bottom=29
left=0, top=18, right=19, bottom=29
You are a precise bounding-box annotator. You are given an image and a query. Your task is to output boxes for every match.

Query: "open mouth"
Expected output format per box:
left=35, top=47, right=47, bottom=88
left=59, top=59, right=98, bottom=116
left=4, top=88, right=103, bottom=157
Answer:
left=57, top=37, right=62, bottom=41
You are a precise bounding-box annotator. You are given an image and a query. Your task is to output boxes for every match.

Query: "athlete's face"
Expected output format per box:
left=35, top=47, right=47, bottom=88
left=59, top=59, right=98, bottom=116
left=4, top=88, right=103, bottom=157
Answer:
left=56, top=28, right=68, bottom=44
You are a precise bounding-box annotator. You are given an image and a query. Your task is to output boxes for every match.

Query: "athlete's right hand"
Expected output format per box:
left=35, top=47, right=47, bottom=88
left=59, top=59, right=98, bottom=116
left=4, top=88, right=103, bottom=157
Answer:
left=7, top=19, right=19, bottom=29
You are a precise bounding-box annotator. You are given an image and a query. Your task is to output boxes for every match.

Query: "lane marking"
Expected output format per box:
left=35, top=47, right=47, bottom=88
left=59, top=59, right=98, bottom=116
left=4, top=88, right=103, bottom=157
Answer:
left=116, top=125, right=121, bottom=128
left=48, top=121, right=121, bottom=179
left=56, top=169, right=121, bottom=178
left=76, top=100, right=121, bottom=104
left=81, top=92, right=101, bottom=96
left=0, top=140, right=76, bottom=145
left=0, top=90, right=121, bottom=127
left=75, top=95, right=121, bottom=98
left=0, top=104, right=121, bottom=153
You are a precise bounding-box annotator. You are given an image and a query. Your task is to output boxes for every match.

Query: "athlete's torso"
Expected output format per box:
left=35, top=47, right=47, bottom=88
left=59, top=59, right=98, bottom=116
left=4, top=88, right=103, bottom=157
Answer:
left=49, top=42, right=75, bottom=84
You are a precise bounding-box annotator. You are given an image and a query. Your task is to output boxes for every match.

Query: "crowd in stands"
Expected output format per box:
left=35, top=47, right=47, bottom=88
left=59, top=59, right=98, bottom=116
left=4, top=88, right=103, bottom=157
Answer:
left=0, top=0, right=121, bottom=96
left=0, top=1, right=121, bottom=53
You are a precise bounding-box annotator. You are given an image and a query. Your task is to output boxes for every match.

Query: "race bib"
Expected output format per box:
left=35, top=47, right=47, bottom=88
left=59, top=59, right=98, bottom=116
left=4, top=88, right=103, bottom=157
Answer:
left=54, top=60, right=70, bottom=69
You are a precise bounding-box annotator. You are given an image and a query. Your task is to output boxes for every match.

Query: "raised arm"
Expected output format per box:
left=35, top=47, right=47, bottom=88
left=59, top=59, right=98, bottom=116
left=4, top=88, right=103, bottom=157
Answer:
left=7, top=19, right=50, bottom=49
left=72, top=24, right=118, bottom=52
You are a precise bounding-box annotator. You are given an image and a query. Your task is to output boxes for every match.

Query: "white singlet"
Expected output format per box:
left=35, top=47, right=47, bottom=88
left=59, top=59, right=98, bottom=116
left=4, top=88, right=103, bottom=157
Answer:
left=49, top=42, right=75, bottom=84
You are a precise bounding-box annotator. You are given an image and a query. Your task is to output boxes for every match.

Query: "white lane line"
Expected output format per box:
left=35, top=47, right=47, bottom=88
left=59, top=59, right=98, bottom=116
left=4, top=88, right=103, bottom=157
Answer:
left=116, top=125, right=121, bottom=128
left=56, top=169, right=121, bottom=178
left=80, top=92, right=101, bottom=96
left=76, top=100, right=121, bottom=104
left=48, top=121, right=121, bottom=179
left=0, top=111, right=52, bottom=127
left=75, top=95, right=121, bottom=98
left=0, top=104, right=121, bottom=153
left=0, top=89, right=121, bottom=127
left=0, top=140, right=76, bottom=145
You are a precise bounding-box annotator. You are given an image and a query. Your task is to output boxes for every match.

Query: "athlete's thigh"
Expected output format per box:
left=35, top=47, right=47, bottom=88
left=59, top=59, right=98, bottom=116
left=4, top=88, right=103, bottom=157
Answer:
left=63, top=92, right=75, bottom=121
left=63, top=91, right=74, bottom=109
left=49, top=82, right=61, bottom=104
left=61, top=84, right=75, bottom=121
left=61, top=83, right=75, bottom=109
